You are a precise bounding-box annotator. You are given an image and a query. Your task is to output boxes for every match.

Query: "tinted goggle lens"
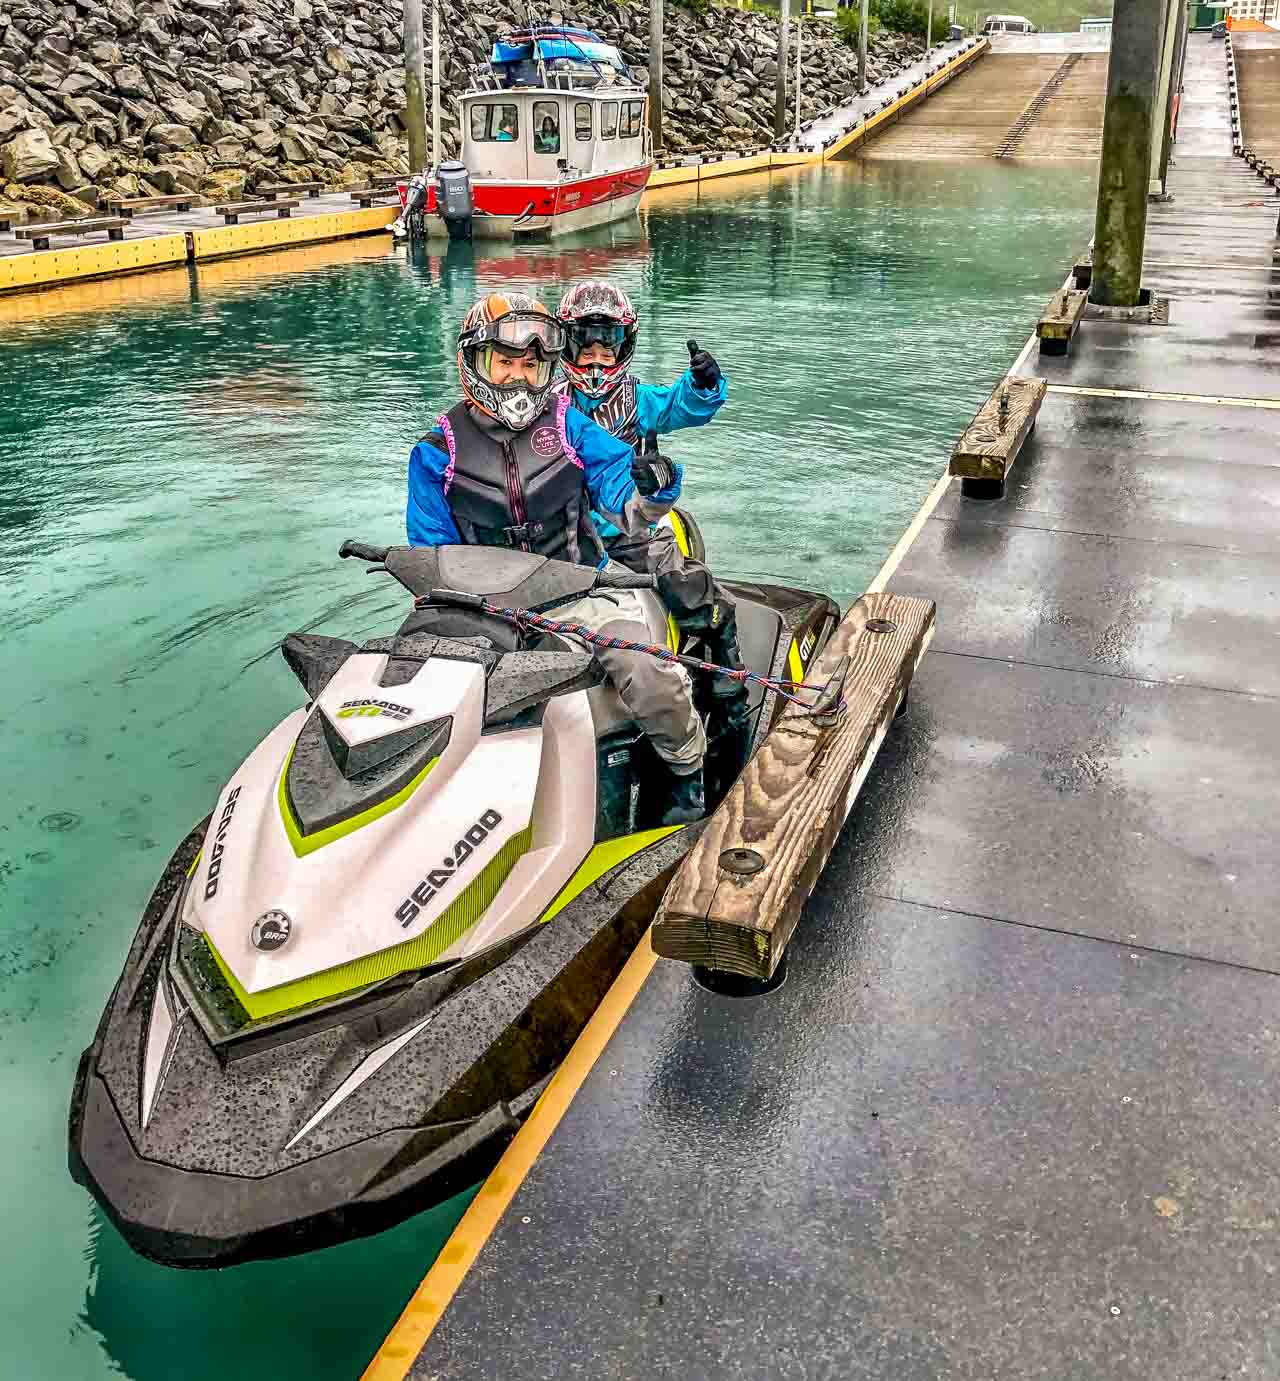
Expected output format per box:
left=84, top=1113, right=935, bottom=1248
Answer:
left=568, top=322, right=628, bottom=351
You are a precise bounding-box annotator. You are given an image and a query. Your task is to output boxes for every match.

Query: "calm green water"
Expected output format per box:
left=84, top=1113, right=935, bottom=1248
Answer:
left=0, top=157, right=1094, bottom=1380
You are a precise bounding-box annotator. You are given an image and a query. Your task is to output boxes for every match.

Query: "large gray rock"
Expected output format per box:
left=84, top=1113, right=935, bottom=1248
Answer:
left=164, top=96, right=206, bottom=127
left=0, top=104, right=33, bottom=139
left=113, top=65, right=150, bottom=97
left=54, top=145, right=82, bottom=188
left=148, top=122, right=196, bottom=148
left=2, top=125, right=59, bottom=181
left=77, top=142, right=112, bottom=178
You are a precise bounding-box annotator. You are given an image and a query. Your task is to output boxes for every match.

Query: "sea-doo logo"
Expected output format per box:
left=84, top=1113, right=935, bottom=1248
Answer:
left=251, top=910, right=292, bottom=951
left=203, top=786, right=242, bottom=901
left=396, top=808, right=504, bottom=929
left=337, top=698, right=413, bottom=722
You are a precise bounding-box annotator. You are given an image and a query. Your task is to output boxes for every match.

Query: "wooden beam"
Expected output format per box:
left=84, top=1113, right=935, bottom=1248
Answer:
left=1073, top=245, right=1092, bottom=290
left=949, top=374, right=1046, bottom=500
left=1037, top=287, right=1087, bottom=356
left=652, top=591, right=935, bottom=980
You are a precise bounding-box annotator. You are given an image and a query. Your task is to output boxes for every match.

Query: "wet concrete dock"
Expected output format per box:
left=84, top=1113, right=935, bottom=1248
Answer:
left=367, top=33, right=1279, bottom=1381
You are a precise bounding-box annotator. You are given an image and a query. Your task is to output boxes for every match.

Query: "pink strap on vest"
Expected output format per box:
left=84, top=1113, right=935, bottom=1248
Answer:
left=555, top=393, right=583, bottom=471
left=436, top=413, right=457, bottom=493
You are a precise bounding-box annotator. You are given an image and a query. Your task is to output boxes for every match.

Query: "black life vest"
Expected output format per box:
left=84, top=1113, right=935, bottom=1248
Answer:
left=557, top=376, right=640, bottom=447
left=433, top=396, right=605, bottom=567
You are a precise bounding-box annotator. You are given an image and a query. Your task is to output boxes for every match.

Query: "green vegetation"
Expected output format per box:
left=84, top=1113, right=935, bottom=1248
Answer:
left=835, top=0, right=948, bottom=44
left=822, top=0, right=1113, bottom=38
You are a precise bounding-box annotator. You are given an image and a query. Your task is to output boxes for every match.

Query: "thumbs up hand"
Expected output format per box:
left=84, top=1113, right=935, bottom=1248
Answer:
left=686, top=338, right=722, bottom=391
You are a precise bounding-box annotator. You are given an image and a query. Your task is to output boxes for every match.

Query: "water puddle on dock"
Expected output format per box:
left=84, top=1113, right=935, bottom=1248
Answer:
left=0, top=156, right=1094, bottom=1381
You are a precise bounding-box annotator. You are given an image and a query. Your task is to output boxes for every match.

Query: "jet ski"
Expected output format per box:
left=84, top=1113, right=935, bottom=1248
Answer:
left=69, top=528, right=838, bottom=1268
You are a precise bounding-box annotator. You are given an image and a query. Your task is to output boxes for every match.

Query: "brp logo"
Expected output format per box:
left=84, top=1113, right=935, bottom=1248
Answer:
left=251, top=911, right=292, bottom=952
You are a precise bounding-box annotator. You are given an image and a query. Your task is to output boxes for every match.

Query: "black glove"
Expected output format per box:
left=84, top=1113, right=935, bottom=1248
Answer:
left=687, top=338, right=721, bottom=391
left=631, top=431, right=676, bottom=497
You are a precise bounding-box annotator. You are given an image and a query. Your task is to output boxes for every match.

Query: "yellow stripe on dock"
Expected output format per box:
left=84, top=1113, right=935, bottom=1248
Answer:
left=189, top=205, right=397, bottom=262
left=362, top=933, right=663, bottom=1381
left=0, top=232, right=188, bottom=296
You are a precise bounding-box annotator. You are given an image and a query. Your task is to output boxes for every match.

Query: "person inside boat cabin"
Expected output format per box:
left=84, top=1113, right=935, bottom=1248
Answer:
left=535, top=113, right=560, bottom=153
left=496, top=110, right=517, bottom=141
left=406, top=292, right=707, bottom=825
left=556, top=279, right=744, bottom=705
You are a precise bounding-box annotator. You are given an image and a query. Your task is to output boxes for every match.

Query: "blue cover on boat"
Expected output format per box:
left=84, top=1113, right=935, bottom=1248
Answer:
left=491, top=28, right=624, bottom=67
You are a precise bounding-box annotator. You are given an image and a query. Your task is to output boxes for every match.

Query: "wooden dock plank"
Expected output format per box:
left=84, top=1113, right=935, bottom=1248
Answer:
left=1037, top=287, right=1088, bottom=355
left=949, top=374, right=1046, bottom=498
left=652, top=591, right=936, bottom=979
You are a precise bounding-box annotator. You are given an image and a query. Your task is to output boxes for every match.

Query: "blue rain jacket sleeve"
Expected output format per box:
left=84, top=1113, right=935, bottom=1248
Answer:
left=635, top=366, right=727, bottom=436
left=564, top=404, right=683, bottom=510
left=406, top=433, right=462, bottom=547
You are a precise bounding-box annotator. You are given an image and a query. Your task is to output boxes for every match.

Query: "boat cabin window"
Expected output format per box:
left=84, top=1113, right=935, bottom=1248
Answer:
left=575, top=102, right=593, bottom=140
left=600, top=101, right=619, bottom=139
left=470, top=103, right=520, bottom=142
left=533, top=101, right=561, bottom=154
left=620, top=100, right=644, bottom=138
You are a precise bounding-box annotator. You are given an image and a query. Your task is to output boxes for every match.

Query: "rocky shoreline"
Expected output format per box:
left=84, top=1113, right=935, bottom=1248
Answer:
left=0, top=0, right=923, bottom=222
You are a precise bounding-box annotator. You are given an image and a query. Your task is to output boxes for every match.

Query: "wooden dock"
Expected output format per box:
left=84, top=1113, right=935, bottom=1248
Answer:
left=0, top=190, right=399, bottom=297
left=366, top=33, right=1280, bottom=1381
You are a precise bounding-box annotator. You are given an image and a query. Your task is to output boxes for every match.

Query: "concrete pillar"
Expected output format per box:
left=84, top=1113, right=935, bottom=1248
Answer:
left=1090, top=0, right=1168, bottom=306
left=858, top=0, right=869, bottom=94
left=404, top=0, right=428, bottom=172
left=775, top=0, right=791, bottom=138
left=1148, top=0, right=1181, bottom=195
left=650, top=0, right=664, bottom=152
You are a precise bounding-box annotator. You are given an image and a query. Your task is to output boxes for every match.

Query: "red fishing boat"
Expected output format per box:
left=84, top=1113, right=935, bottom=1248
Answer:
left=395, top=25, right=653, bottom=242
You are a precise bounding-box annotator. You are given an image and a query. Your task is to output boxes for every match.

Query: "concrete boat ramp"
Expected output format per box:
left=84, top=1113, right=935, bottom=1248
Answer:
left=366, top=31, right=1280, bottom=1381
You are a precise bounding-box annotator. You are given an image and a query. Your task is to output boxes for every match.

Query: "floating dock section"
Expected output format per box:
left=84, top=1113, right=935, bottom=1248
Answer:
left=368, top=32, right=1280, bottom=1381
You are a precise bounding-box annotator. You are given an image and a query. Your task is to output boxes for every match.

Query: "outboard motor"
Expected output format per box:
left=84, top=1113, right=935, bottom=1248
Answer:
left=437, top=160, right=474, bottom=242
left=393, top=172, right=431, bottom=241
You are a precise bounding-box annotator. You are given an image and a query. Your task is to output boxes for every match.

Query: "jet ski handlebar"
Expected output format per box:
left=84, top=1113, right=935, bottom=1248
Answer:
left=593, top=563, right=659, bottom=591
left=339, top=539, right=391, bottom=564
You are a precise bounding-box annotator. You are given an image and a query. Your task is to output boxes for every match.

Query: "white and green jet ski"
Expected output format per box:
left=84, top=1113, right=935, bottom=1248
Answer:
left=69, top=530, right=838, bottom=1267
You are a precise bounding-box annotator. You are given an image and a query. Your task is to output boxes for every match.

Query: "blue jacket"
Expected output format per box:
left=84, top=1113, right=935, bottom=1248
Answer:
left=406, top=400, right=683, bottom=550
left=570, top=367, right=727, bottom=538
left=569, top=366, right=727, bottom=439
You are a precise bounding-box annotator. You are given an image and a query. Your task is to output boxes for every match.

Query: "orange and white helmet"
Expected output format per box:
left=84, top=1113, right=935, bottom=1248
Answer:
left=457, top=292, right=566, bottom=431
left=558, top=280, right=638, bottom=399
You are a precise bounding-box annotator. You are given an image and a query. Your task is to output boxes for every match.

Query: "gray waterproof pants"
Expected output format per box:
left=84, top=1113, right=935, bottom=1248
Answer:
left=557, top=588, right=706, bottom=774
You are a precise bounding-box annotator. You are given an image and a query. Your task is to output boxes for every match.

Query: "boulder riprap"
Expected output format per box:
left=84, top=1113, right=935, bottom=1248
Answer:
left=0, top=0, right=924, bottom=210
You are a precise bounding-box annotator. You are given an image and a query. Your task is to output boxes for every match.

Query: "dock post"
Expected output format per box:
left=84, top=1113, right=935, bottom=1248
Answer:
left=403, top=0, right=427, bottom=173
left=1148, top=0, right=1181, bottom=196
left=775, top=0, right=791, bottom=138
left=858, top=0, right=869, bottom=94
left=431, top=0, right=440, bottom=168
left=795, top=13, right=802, bottom=138
left=649, top=0, right=663, bottom=152
left=1089, top=0, right=1168, bottom=306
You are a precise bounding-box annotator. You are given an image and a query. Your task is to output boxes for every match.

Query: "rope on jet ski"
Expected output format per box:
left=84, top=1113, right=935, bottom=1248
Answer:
left=470, top=600, right=835, bottom=711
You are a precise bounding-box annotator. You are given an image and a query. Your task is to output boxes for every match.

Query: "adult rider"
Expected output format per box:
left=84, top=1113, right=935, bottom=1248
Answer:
left=406, top=292, right=706, bottom=825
